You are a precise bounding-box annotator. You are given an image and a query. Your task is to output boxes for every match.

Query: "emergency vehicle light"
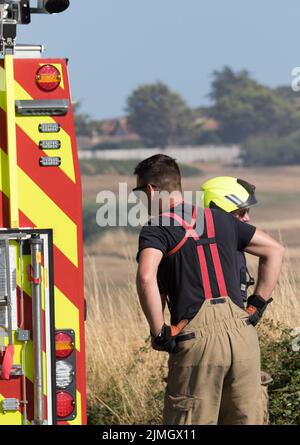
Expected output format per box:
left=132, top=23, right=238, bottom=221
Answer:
left=15, top=99, right=69, bottom=116
left=55, top=331, right=74, bottom=359
left=40, top=156, right=61, bottom=167
left=39, top=123, right=61, bottom=133
left=56, top=391, right=75, bottom=419
left=36, top=64, right=61, bottom=91
left=39, top=140, right=61, bottom=150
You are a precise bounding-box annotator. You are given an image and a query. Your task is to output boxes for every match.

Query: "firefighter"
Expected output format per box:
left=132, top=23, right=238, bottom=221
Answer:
left=201, top=177, right=257, bottom=304
left=201, top=176, right=273, bottom=424
left=135, top=154, right=284, bottom=425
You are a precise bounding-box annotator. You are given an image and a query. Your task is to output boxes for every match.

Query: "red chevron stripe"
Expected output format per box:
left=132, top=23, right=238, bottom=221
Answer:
left=0, top=109, right=7, bottom=154
left=18, top=210, right=34, bottom=228
left=16, top=126, right=78, bottom=223
left=0, top=191, right=10, bottom=228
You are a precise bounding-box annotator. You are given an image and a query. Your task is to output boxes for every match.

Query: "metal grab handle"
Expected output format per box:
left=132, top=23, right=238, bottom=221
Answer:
left=30, top=235, right=44, bottom=425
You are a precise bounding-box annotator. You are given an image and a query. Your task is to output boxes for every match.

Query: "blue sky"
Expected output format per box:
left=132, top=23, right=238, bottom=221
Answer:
left=18, top=0, right=300, bottom=119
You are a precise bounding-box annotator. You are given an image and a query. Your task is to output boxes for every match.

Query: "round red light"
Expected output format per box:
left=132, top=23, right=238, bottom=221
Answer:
left=36, top=64, right=61, bottom=91
left=56, top=391, right=75, bottom=419
left=55, top=332, right=74, bottom=359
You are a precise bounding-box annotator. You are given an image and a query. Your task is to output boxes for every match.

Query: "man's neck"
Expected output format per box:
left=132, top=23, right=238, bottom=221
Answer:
left=160, top=191, right=184, bottom=212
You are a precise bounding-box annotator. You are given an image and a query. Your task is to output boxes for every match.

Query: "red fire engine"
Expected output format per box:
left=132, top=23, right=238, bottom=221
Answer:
left=0, top=0, right=86, bottom=425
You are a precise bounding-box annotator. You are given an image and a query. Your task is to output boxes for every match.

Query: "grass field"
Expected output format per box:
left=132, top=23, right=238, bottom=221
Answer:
left=82, top=161, right=300, bottom=425
left=82, top=162, right=300, bottom=287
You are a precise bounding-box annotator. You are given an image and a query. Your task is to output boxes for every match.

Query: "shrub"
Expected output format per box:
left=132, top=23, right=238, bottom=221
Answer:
left=242, top=131, right=300, bottom=166
left=259, top=320, right=300, bottom=425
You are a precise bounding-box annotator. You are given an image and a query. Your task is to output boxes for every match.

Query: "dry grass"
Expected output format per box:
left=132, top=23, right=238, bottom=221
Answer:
left=85, top=247, right=299, bottom=425
left=85, top=255, right=168, bottom=425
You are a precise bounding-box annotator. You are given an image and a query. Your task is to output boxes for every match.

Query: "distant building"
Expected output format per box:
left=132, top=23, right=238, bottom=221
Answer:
left=77, top=117, right=141, bottom=150
left=193, top=117, right=220, bottom=131
left=92, top=117, right=138, bottom=139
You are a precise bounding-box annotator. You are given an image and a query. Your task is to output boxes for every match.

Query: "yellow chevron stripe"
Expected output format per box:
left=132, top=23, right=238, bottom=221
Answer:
left=54, top=286, right=81, bottom=353
left=67, top=391, right=82, bottom=425
left=4, top=55, right=19, bottom=228
left=0, top=65, right=75, bottom=183
left=0, top=66, right=5, bottom=113
left=18, top=167, right=78, bottom=267
left=0, top=148, right=10, bottom=197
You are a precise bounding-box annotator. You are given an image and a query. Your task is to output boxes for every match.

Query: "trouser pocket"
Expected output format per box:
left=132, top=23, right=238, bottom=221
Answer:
left=163, top=393, right=195, bottom=425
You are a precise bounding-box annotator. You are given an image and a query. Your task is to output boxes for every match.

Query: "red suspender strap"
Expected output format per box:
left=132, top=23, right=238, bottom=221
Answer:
left=165, top=207, right=213, bottom=300
left=165, top=207, right=198, bottom=256
left=197, top=244, right=213, bottom=300
left=204, top=208, right=228, bottom=297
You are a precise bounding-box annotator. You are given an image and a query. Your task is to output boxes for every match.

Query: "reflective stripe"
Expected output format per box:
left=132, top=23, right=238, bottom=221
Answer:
left=4, top=56, right=19, bottom=228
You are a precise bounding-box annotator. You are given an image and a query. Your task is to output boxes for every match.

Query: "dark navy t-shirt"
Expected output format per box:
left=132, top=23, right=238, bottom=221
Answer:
left=137, top=203, right=256, bottom=325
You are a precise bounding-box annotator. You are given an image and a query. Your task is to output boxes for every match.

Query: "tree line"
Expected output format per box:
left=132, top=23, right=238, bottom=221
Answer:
left=74, top=66, right=300, bottom=166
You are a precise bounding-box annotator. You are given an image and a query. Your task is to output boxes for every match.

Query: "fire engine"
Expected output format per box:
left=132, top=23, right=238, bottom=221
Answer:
left=0, top=0, right=86, bottom=425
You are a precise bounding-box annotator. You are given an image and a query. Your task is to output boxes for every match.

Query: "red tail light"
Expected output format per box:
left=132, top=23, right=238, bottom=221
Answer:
left=56, top=391, right=75, bottom=419
left=36, top=64, right=61, bottom=91
left=55, top=332, right=74, bottom=359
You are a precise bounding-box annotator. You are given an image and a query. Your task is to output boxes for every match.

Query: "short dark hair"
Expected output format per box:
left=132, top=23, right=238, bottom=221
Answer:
left=134, top=154, right=182, bottom=193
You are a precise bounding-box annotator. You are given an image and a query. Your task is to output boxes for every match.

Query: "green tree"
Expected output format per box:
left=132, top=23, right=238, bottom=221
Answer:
left=242, top=130, right=300, bottom=166
left=126, top=82, right=192, bottom=148
left=73, top=102, right=92, bottom=137
left=210, top=66, right=253, bottom=102
left=210, top=67, right=300, bottom=143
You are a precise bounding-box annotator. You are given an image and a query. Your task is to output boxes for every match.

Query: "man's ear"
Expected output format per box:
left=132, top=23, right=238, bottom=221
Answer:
left=148, top=184, right=157, bottom=200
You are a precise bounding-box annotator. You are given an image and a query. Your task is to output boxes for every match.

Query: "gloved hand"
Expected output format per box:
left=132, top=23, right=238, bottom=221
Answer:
left=151, top=324, right=178, bottom=353
left=246, top=294, right=273, bottom=326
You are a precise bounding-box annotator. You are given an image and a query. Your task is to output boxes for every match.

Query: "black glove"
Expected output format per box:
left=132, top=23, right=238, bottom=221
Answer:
left=151, top=324, right=178, bottom=353
left=246, top=294, right=273, bottom=326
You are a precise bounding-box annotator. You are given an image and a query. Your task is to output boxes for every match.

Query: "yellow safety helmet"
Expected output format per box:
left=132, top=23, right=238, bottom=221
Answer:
left=201, top=176, right=258, bottom=212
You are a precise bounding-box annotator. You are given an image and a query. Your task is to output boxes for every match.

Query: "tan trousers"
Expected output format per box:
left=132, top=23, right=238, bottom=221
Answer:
left=163, top=298, right=263, bottom=425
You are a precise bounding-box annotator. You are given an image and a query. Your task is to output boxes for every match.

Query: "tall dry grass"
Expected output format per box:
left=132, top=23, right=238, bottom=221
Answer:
left=247, top=246, right=300, bottom=328
left=85, top=252, right=168, bottom=425
left=85, top=249, right=300, bottom=425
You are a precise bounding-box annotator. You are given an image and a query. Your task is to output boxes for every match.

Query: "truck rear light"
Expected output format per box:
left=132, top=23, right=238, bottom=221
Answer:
left=55, top=332, right=74, bottom=359
left=56, top=391, right=75, bottom=419
left=56, top=361, right=74, bottom=389
left=55, top=330, right=76, bottom=422
left=36, top=64, right=61, bottom=91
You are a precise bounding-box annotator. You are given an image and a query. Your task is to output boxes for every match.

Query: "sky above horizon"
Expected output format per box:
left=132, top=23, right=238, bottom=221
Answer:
left=17, top=0, right=300, bottom=119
